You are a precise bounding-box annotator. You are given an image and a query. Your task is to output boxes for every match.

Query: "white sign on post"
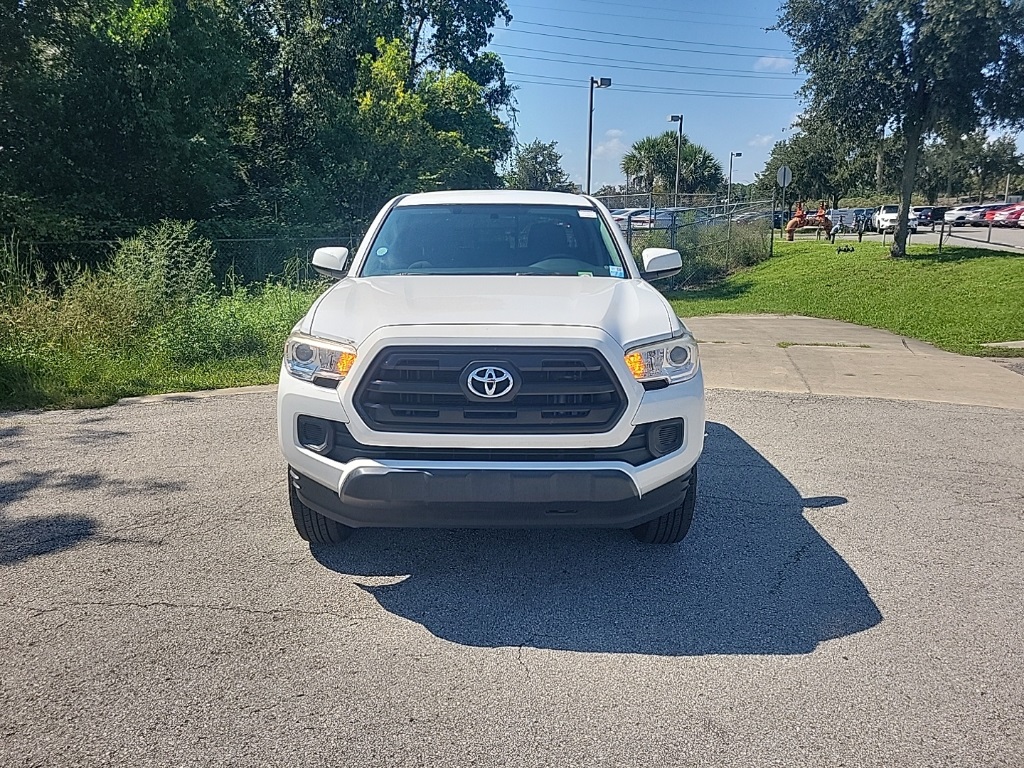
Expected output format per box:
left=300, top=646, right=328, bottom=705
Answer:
left=777, top=165, right=792, bottom=188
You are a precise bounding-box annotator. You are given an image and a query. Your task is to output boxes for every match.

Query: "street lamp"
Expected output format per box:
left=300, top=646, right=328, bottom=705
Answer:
left=728, top=151, right=743, bottom=207
left=585, top=76, right=612, bottom=195
left=668, top=114, right=684, bottom=207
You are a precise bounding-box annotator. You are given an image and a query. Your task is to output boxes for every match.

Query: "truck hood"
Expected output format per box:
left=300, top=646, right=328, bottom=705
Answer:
left=305, top=276, right=680, bottom=349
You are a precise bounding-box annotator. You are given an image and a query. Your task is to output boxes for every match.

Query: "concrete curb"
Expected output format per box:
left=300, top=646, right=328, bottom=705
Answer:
left=116, top=384, right=278, bottom=405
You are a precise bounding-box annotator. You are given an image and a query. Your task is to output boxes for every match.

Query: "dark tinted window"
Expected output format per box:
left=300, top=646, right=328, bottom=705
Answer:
left=360, top=204, right=629, bottom=278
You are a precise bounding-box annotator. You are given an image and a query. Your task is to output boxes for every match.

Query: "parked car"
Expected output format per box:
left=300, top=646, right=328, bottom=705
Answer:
left=631, top=209, right=691, bottom=230
left=911, top=206, right=932, bottom=224
left=610, top=208, right=649, bottom=230
left=967, top=203, right=1010, bottom=225
left=851, top=207, right=876, bottom=230
left=944, top=205, right=981, bottom=226
left=992, top=203, right=1024, bottom=226
left=872, top=205, right=918, bottom=233
left=922, top=207, right=948, bottom=225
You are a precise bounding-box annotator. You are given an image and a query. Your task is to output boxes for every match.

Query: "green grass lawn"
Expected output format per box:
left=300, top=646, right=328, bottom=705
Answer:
left=669, top=240, right=1024, bottom=357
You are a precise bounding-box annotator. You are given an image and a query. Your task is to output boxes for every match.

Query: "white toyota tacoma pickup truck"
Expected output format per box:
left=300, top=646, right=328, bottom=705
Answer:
left=278, top=190, right=705, bottom=545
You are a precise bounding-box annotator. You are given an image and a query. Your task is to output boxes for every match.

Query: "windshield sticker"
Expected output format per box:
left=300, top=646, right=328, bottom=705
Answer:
left=375, top=247, right=388, bottom=256
left=577, top=209, right=598, bottom=218
left=577, top=271, right=593, bottom=277
left=609, top=266, right=625, bottom=278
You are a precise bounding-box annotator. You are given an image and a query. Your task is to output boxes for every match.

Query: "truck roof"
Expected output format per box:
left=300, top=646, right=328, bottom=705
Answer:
left=396, top=190, right=596, bottom=207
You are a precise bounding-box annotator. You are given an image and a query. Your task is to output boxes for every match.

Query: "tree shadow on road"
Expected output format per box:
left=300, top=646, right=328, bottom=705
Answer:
left=0, top=472, right=99, bottom=566
left=312, top=422, right=882, bottom=656
left=0, top=469, right=185, bottom=566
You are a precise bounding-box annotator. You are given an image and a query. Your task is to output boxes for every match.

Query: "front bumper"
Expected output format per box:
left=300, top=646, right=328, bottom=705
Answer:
left=289, top=465, right=694, bottom=529
left=278, top=325, right=705, bottom=528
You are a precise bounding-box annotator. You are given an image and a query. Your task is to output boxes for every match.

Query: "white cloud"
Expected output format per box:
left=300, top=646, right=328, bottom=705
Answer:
left=595, top=129, right=627, bottom=159
left=754, top=56, right=793, bottom=72
left=749, top=134, right=774, bottom=147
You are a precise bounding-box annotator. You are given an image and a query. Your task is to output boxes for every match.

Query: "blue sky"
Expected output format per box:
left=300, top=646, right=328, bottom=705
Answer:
left=490, top=0, right=805, bottom=190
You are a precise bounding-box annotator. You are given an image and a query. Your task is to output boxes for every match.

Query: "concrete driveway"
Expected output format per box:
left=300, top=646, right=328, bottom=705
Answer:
left=2, top=319, right=1023, bottom=767
left=687, top=315, right=1024, bottom=410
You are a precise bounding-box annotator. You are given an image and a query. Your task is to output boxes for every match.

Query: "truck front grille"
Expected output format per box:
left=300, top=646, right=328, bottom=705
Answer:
left=353, top=346, right=627, bottom=434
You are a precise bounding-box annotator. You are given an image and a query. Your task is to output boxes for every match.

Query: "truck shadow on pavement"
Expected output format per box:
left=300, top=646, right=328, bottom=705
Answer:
left=312, top=422, right=882, bottom=655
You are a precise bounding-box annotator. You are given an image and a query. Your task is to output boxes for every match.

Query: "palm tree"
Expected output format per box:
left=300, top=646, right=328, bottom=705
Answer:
left=620, top=132, right=682, bottom=193
left=620, top=132, right=725, bottom=196
left=678, top=144, right=725, bottom=193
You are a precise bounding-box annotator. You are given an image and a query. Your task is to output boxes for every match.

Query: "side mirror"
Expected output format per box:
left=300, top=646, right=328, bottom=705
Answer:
left=641, top=248, right=682, bottom=281
left=312, top=247, right=350, bottom=279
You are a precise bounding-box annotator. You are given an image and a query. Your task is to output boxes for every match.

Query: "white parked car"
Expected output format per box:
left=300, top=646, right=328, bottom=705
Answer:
left=966, top=204, right=1007, bottom=225
left=872, top=205, right=919, bottom=233
left=278, top=190, right=705, bottom=546
left=944, top=205, right=981, bottom=226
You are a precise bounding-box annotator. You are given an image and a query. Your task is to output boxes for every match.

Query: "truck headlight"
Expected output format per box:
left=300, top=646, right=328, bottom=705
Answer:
left=625, top=335, right=699, bottom=384
left=284, top=334, right=357, bottom=383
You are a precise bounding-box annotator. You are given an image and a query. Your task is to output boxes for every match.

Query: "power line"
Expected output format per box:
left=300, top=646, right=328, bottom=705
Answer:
left=500, top=27, right=793, bottom=61
left=510, top=20, right=792, bottom=54
left=493, top=45, right=803, bottom=81
left=511, top=2, right=775, bottom=30
left=517, top=0, right=777, bottom=24
left=506, top=74, right=796, bottom=100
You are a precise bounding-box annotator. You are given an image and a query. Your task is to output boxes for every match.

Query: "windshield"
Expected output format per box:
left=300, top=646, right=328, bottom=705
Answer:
left=359, top=204, right=630, bottom=278
left=881, top=205, right=898, bottom=213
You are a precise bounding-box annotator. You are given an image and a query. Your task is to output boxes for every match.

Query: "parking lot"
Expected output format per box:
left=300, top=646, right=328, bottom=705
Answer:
left=836, top=221, right=1024, bottom=252
left=3, top=368, right=1023, bottom=765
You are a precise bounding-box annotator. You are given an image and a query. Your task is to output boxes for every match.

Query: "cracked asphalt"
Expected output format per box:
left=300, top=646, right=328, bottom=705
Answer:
left=2, top=389, right=1023, bottom=766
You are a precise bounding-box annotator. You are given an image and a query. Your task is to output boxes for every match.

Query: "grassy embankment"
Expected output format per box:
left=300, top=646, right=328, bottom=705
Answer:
left=670, top=239, right=1024, bottom=357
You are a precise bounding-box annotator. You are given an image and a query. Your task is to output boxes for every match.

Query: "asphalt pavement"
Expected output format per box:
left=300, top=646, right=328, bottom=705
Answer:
left=2, top=384, right=1023, bottom=766
left=834, top=222, right=1024, bottom=252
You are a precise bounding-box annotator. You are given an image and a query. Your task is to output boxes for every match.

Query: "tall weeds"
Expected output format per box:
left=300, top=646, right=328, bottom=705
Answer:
left=1, top=222, right=321, bottom=409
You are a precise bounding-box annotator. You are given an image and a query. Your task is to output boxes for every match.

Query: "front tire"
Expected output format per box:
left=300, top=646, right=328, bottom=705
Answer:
left=631, top=468, right=698, bottom=544
left=288, top=472, right=353, bottom=544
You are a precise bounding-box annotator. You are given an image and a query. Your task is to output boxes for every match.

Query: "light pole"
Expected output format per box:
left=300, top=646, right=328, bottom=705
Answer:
left=668, top=114, right=684, bottom=207
left=728, top=151, right=743, bottom=207
left=585, top=77, right=612, bottom=195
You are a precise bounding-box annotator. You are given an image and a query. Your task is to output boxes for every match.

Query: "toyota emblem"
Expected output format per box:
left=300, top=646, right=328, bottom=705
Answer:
left=466, top=366, right=515, bottom=399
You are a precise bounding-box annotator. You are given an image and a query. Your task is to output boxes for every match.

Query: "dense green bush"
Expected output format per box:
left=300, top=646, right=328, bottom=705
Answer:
left=0, top=222, right=321, bottom=410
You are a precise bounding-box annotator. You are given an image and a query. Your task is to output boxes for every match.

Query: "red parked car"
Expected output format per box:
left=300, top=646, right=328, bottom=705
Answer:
left=992, top=203, right=1024, bottom=226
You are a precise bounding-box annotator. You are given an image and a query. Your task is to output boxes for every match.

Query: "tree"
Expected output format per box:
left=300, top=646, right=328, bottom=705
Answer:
left=677, top=143, right=726, bottom=194
left=620, top=133, right=676, bottom=194
left=753, top=117, right=877, bottom=207
left=777, top=0, right=1024, bottom=256
left=503, top=140, right=576, bottom=192
left=620, top=132, right=724, bottom=196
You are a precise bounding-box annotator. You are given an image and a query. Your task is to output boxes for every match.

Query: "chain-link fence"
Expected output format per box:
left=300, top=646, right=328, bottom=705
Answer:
left=594, top=192, right=722, bottom=211
left=609, top=200, right=775, bottom=289
left=12, top=202, right=778, bottom=291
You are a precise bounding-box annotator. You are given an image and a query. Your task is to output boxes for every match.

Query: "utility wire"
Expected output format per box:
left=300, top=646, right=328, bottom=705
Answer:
left=510, top=2, right=774, bottom=30
left=493, top=45, right=802, bottom=80
left=507, top=75, right=795, bottom=99
left=522, top=0, right=778, bottom=24
left=510, top=20, right=792, bottom=54
left=500, top=27, right=792, bottom=61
